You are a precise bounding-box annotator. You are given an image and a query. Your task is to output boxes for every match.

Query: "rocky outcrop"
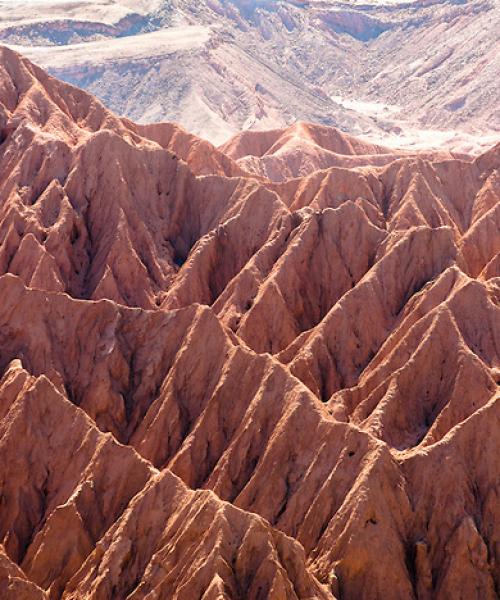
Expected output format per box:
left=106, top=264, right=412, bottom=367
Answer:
left=0, top=545, right=48, bottom=600
left=0, top=359, right=154, bottom=597
left=129, top=120, right=249, bottom=178
left=64, top=468, right=334, bottom=600
left=219, top=121, right=432, bottom=181
left=0, top=356, right=332, bottom=600
left=0, top=47, right=498, bottom=600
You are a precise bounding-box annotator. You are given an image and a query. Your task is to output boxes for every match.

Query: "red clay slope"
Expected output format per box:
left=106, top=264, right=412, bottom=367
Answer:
left=219, top=121, right=464, bottom=181
left=0, top=46, right=499, bottom=600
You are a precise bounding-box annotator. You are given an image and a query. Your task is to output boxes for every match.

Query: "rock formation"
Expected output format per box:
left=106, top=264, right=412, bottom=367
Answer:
left=219, top=122, right=461, bottom=181
left=0, top=46, right=498, bottom=599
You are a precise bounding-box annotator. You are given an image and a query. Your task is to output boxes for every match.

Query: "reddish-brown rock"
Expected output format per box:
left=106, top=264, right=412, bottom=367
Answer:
left=0, top=356, right=333, bottom=600
left=0, top=46, right=498, bottom=600
left=0, top=545, right=48, bottom=600
left=219, top=121, right=462, bottom=182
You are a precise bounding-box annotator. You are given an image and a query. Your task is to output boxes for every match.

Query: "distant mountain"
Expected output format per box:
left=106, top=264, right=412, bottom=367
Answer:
left=2, top=0, right=498, bottom=150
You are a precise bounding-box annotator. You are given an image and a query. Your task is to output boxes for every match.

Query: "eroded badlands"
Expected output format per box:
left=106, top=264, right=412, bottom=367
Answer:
left=0, top=47, right=498, bottom=599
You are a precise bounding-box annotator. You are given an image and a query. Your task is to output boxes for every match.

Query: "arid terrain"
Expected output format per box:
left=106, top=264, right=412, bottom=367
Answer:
left=1, top=0, right=499, bottom=151
left=0, top=45, right=498, bottom=599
